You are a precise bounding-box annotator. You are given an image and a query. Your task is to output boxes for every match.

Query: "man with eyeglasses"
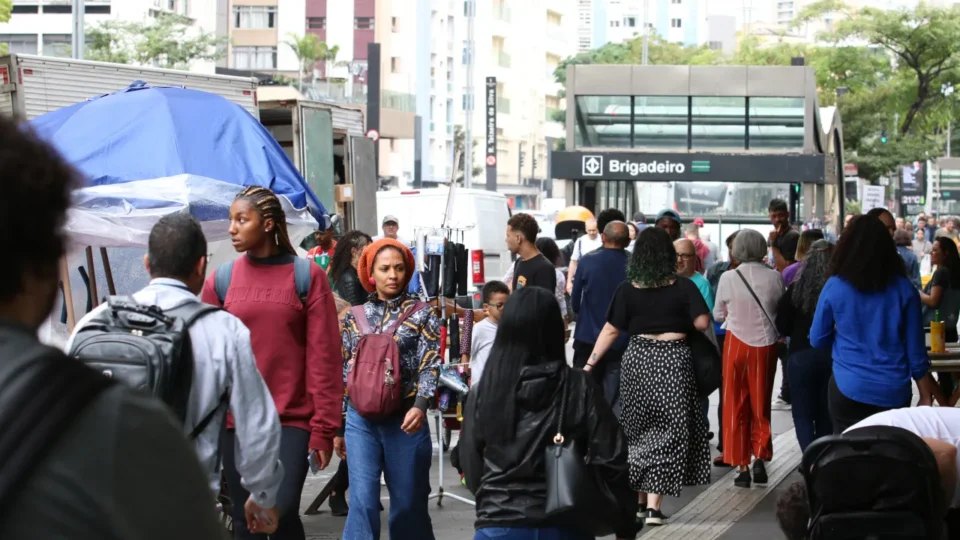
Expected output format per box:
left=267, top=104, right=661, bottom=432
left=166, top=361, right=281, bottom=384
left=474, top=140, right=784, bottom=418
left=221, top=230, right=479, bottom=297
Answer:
left=676, top=238, right=717, bottom=440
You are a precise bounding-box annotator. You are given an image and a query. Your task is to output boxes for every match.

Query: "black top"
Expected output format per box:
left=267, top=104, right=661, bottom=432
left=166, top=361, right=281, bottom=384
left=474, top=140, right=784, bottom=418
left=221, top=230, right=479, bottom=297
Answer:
left=460, top=361, right=638, bottom=538
left=606, top=277, right=709, bottom=335
left=776, top=284, right=814, bottom=353
left=512, top=253, right=557, bottom=293
left=333, top=266, right=367, bottom=307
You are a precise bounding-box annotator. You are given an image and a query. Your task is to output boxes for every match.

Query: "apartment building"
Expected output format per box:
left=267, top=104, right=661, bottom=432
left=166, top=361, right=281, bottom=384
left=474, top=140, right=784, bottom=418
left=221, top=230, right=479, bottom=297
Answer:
left=0, top=0, right=219, bottom=73
left=214, top=0, right=304, bottom=74
left=577, top=0, right=708, bottom=52
left=308, top=0, right=575, bottom=205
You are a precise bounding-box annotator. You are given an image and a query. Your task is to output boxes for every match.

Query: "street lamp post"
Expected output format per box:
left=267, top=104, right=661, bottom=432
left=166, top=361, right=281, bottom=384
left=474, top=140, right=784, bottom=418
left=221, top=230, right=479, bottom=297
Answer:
left=72, top=0, right=85, bottom=60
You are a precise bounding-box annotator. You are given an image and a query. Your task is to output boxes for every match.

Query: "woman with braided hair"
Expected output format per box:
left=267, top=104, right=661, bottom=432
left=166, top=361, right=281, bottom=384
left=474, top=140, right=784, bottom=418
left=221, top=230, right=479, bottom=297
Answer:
left=202, top=186, right=343, bottom=540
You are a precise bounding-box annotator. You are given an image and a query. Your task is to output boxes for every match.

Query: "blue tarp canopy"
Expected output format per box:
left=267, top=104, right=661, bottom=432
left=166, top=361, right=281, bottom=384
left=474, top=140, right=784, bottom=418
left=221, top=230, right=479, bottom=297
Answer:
left=29, top=81, right=327, bottom=248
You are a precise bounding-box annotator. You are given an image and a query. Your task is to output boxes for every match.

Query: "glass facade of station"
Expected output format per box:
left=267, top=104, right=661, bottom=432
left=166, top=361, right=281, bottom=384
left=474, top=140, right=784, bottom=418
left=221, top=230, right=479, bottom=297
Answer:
left=574, top=95, right=805, bottom=151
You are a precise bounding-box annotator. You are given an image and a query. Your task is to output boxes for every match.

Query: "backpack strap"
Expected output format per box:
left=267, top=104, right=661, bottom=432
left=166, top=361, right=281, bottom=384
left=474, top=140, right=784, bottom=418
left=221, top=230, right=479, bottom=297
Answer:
left=294, top=257, right=312, bottom=306
left=385, top=301, right=427, bottom=336
left=0, top=350, right=114, bottom=514
left=188, top=389, right=230, bottom=440
left=214, top=261, right=235, bottom=306
left=351, top=305, right=373, bottom=335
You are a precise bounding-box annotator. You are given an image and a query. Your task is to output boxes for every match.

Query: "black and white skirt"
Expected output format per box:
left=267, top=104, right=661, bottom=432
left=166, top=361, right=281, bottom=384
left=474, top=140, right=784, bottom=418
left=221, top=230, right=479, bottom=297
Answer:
left=620, top=335, right=711, bottom=497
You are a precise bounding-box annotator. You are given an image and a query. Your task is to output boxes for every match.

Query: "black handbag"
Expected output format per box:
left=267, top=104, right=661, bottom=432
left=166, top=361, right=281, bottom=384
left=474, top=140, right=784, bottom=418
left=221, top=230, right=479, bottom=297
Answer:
left=689, top=328, right=721, bottom=397
left=544, top=371, right=618, bottom=537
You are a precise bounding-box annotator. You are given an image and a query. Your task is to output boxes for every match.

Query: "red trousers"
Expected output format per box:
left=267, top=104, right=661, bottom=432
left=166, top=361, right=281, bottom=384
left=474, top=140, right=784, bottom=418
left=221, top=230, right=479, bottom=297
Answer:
left=721, top=331, right=778, bottom=467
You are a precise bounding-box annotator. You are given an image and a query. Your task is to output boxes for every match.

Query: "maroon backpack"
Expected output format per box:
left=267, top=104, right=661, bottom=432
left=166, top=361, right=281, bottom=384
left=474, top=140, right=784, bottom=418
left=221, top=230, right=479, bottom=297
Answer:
left=347, top=302, right=426, bottom=418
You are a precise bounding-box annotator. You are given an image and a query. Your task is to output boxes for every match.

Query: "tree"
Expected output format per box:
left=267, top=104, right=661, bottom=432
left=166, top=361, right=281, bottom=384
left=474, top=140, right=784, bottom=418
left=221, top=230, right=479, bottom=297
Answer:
left=0, top=0, right=11, bottom=55
left=284, top=33, right=339, bottom=91
left=453, top=125, right=482, bottom=183
left=85, top=12, right=225, bottom=69
left=807, top=1, right=960, bottom=137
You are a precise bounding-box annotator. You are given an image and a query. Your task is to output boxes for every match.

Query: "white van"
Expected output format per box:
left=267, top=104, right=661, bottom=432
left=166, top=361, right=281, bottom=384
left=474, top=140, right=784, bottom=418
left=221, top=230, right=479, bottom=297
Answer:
left=376, top=188, right=511, bottom=289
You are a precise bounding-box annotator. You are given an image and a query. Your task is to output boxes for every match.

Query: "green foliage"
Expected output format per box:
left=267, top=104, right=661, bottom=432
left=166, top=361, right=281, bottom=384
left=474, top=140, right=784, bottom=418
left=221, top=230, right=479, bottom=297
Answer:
left=85, top=12, right=225, bottom=69
left=0, top=0, right=10, bottom=54
left=284, top=33, right=340, bottom=90
left=845, top=200, right=862, bottom=215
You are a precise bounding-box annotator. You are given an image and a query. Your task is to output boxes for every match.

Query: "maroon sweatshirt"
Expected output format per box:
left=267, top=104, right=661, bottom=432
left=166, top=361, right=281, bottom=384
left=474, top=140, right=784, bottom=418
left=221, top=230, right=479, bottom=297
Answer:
left=201, top=253, right=343, bottom=453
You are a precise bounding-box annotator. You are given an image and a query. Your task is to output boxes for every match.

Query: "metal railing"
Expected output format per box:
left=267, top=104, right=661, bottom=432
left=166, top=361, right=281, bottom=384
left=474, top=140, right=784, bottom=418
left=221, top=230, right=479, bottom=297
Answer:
left=306, top=82, right=416, bottom=113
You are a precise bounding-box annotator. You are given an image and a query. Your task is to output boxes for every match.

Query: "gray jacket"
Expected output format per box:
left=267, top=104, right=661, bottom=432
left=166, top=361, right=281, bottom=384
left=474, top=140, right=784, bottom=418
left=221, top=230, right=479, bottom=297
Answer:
left=67, top=279, right=284, bottom=508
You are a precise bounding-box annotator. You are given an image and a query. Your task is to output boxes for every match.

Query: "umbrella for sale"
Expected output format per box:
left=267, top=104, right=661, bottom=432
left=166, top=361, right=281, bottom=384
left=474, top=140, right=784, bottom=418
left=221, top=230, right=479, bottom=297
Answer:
left=29, top=80, right=329, bottom=249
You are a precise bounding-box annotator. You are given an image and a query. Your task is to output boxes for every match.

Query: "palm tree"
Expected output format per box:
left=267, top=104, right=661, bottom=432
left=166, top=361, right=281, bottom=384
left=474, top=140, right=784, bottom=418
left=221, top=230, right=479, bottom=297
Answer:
left=284, top=33, right=324, bottom=92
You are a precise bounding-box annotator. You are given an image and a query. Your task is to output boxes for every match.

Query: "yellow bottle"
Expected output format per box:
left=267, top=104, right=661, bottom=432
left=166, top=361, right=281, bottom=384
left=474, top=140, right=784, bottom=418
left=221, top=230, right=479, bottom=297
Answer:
left=931, top=310, right=947, bottom=353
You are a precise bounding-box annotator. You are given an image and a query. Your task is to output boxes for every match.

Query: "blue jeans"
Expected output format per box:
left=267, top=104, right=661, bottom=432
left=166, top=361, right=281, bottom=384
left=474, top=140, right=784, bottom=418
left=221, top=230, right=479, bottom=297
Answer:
left=788, top=348, right=833, bottom=451
left=343, top=407, right=434, bottom=540
left=475, top=527, right=594, bottom=540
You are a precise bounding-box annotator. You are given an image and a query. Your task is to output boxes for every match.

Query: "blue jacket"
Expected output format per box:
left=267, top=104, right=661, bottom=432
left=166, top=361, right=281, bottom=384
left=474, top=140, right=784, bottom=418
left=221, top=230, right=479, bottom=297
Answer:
left=810, top=276, right=929, bottom=408
left=571, top=248, right=629, bottom=350
left=898, top=246, right=921, bottom=290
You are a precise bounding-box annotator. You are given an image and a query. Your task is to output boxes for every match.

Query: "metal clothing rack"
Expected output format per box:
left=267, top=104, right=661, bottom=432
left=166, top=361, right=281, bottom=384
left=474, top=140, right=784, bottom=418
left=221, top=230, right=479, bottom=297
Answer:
left=412, top=224, right=476, bottom=507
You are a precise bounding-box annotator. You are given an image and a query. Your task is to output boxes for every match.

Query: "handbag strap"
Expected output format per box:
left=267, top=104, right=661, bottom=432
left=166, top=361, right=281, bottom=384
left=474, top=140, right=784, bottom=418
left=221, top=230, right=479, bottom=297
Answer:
left=553, top=369, right=570, bottom=444
left=734, top=268, right=778, bottom=334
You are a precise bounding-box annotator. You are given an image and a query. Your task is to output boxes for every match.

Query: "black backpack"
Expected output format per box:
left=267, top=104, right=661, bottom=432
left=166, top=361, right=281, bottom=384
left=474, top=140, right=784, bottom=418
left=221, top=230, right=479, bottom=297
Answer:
left=67, top=296, right=223, bottom=438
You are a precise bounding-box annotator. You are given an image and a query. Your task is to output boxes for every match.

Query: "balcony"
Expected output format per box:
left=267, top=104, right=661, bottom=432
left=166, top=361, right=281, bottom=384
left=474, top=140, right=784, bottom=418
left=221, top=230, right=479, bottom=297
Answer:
left=382, top=89, right=416, bottom=112
left=497, top=97, right=510, bottom=114
left=493, top=3, right=511, bottom=22
left=497, top=51, right=511, bottom=68
left=546, top=25, right=566, bottom=54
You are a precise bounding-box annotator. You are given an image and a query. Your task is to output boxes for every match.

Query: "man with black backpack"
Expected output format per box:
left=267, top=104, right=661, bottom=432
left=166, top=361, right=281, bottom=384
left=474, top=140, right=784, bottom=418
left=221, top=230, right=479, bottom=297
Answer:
left=0, top=115, right=226, bottom=538
left=67, top=214, right=285, bottom=534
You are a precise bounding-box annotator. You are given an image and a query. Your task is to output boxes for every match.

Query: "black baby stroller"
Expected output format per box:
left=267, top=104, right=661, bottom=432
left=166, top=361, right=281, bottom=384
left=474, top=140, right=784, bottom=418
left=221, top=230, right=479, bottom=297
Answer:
left=800, top=426, right=946, bottom=540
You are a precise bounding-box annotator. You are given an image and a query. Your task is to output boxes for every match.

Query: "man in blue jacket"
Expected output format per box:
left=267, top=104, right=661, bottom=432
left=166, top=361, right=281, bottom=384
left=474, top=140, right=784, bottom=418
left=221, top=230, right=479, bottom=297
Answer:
left=571, top=220, right=631, bottom=416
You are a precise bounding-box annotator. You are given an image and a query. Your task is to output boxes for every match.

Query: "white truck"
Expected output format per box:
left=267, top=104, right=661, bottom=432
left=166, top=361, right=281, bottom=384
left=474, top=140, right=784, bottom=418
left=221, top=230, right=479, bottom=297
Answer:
left=0, top=54, right=259, bottom=120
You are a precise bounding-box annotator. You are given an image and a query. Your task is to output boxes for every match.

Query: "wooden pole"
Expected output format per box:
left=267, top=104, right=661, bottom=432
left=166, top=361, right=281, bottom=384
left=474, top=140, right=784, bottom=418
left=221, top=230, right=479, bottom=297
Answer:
left=85, top=246, right=100, bottom=308
left=60, top=257, right=77, bottom=332
left=99, top=247, right=116, bottom=295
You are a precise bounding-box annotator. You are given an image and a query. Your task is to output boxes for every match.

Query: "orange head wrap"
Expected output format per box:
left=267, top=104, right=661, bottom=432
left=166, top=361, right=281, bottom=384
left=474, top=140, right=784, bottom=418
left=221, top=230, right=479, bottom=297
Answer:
left=357, top=238, right=416, bottom=294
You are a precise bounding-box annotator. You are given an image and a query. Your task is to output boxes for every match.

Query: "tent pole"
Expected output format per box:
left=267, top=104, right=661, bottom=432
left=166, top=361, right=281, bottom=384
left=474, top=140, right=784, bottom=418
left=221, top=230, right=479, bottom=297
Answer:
left=85, top=246, right=100, bottom=308
left=60, top=256, right=77, bottom=332
left=99, top=247, right=116, bottom=295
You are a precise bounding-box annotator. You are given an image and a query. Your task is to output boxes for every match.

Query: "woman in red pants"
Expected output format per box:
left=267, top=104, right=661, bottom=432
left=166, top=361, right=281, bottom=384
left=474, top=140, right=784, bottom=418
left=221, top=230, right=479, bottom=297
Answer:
left=713, top=229, right=785, bottom=488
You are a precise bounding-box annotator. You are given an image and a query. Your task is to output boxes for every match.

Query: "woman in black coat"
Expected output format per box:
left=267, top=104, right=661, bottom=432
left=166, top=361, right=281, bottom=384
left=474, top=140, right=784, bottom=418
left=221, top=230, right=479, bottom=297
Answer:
left=329, top=230, right=373, bottom=307
left=323, top=229, right=371, bottom=515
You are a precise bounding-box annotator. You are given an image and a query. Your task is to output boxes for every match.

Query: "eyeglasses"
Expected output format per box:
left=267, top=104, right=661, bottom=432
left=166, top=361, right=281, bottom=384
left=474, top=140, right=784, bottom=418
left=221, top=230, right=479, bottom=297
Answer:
left=677, top=253, right=696, bottom=259
left=486, top=302, right=506, bottom=310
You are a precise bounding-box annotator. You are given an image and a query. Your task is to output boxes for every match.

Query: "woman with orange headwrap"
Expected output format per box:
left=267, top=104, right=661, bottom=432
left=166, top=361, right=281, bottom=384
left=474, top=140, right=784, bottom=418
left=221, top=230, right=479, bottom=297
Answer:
left=339, top=238, right=441, bottom=540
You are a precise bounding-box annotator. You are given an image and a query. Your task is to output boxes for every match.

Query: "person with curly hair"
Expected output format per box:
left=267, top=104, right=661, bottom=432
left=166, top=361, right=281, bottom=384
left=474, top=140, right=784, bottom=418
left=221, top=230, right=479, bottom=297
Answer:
left=714, top=229, right=785, bottom=488
left=810, top=215, right=937, bottom=433
left=505, top=213, right=556, bottom=293
left=777, top=240, right=835, bottom=451
left=585, top=226, right=712, bottom=527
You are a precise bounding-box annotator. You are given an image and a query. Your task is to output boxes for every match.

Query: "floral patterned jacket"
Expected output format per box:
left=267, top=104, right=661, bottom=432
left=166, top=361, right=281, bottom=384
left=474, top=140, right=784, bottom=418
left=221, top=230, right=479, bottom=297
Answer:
left=341, top=293, right=442, bottom=415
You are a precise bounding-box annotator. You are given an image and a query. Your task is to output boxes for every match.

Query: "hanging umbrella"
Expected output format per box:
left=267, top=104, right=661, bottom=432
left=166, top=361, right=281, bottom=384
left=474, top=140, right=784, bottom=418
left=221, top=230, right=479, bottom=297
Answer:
left=29, top=81, right=329, bottom=249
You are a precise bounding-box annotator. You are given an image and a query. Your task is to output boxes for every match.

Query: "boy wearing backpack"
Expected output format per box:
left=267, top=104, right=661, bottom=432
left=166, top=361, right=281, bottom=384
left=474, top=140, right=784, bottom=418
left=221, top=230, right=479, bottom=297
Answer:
left=67, top=214, right=284, bottom=534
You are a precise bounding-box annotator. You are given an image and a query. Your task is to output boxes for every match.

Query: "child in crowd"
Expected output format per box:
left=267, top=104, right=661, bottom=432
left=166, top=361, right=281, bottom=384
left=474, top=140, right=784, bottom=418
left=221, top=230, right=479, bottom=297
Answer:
left=470, top=280, right=510, bottom=386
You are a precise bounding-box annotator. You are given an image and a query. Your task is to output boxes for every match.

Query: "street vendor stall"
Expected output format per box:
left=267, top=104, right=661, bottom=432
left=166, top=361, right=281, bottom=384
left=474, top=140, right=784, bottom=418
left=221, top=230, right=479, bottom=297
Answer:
left=28, top=81, right=329, bottom=344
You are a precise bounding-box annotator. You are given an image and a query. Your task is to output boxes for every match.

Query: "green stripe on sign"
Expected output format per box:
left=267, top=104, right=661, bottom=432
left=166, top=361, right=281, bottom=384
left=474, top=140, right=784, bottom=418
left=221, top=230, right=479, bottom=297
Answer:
left=691, top=161, right=710, bottom=173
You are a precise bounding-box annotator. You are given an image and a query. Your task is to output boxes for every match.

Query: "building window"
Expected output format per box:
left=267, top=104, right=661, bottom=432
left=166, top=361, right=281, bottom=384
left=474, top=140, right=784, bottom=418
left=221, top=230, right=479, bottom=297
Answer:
left=671, top=18, right=682, bottom=28
left=0, top=34, right=38, bottom=55
left=233, top=6, right=277, bottom=29
left=392, top=17, right=399, bottom=32
left=610, top=20, right=620, bottom=27
left=12, top=5, right=39, bottom=14
left=672, top=0, right=682, bottom=3
left=391, top=56, right=402, bottom=73
left=168, top=0, right=176, bottom=10
left=625, top=17, right=636, bottom=27
left=355, top=18, right=374, bottom=30
left=42, top=34, right=72, bottom=58
left=708, top=40, right=723, bottom=50
left=307, top=17, right=325, bottom=29
left=232, top=46, right=277, bottom=70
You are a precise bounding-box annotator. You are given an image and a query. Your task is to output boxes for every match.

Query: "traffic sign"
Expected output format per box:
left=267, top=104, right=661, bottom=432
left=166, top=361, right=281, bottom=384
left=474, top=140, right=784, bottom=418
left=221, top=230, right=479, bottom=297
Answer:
left=366, top=129, right=379, bottom=141
left=486, top=155, right=497, bottom=167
